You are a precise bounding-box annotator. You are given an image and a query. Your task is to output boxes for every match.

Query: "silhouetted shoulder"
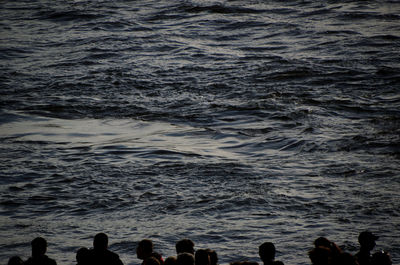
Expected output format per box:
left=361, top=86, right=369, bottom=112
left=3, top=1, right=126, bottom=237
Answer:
left=371, top=251, right=392, bottom=265
left=25, top=256, right=57, bottom=265
left=332, top=252, right=358, bottom=265
left=145, top=256, right=161, bottom=265
left=109, top=251, right=124, bottom=265
left=8, top=256, right=23, bottom=265
left=88, top=248, right=123, bottom=265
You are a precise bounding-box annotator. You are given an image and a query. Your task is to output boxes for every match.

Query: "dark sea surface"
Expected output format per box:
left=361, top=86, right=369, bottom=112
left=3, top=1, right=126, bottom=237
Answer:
left=1, top=0, right=400, bottom=264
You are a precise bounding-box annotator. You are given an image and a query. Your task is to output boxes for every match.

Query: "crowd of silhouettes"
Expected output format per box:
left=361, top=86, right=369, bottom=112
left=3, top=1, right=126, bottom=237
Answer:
left=308, top=231, right=392, bottom=265
left=8, top=231, right=392, bottom=265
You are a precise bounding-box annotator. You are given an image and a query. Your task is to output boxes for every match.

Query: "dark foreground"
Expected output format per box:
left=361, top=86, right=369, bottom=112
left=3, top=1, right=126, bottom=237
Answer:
left=8, top=231, right=392, bottom=265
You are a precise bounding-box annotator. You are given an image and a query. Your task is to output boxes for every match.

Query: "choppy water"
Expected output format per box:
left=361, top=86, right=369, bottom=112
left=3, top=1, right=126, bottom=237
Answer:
left=1, top=0, right=400, bottom=264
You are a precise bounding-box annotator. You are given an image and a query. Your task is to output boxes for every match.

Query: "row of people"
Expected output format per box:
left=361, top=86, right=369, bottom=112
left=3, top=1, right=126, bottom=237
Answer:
left=308, top=231, right=391, bottom=265
left=8, top=231, right=392, bottom=265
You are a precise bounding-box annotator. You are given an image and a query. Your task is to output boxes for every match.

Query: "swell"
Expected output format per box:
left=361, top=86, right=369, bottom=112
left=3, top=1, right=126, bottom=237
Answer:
left=1, top=1, right=400, bottom=264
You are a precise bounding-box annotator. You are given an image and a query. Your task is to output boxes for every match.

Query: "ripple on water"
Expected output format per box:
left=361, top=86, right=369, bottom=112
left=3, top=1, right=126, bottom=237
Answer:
left=1, top=0, right=400, bottom=264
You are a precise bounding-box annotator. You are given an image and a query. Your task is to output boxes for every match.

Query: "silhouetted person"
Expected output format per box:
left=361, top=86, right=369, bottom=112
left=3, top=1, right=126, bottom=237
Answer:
left=309, top=246, right=332, bottom=265
left=145, top=257, right=161, bottom=265
left=89, top=233, right=123, bottom=265
left=195, top=249, right=210, bottom=265
left=76, top=247, right=90, bottom=265
left=164, top=256, right=177, bottom=265
left=259, top=242, right=284, bottom=265
left=314, top=237, right=330, bottom=248
left=137, top=239, right=163, bottom=265
left=332, top=252, right=359, bottom=265
left=176, top=239, right=195, bottom=255
left=206, top=249, right=218, bottom=265
left=137, top=239, right=153, bottom=262
left=177, top=253, right=195, bottom=265
left=314, top=237, right=341, bottom=255
left=355, top=231, right=378, bottom=265
left=371, top=251, right=391, bottom=265
left=314, top=237, right=341, bottom=262
left=25, top=237, right=57, bottom=265
left=8, top=256, right=23, bottom=265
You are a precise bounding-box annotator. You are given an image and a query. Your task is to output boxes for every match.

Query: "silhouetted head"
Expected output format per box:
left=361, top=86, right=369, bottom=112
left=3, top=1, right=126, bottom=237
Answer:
left=76, top=247, right=90, bottom=264
left=137, top=239, right=154, bottom=260
left=93, top=233, right=108, bottom=251
left=314, top=237, right=341, bottom=257
left=8, top=256, right=23, bottom=265
left=309, top=246, right=332, bottom=265
left=145, top=257, right=161, bottom=265
left=358, top=231, right=378, bottom=251
left=177, top=253, right=195, bottom=265
left=371, top=251, right=392, bottom=265
left=176, top=239, right=195, bottom=255
left=314, top=237, right=331, bottom=248
left=164, top=256, right=177, bottom=265
left=195, top=249, right=210, bottom=265
left=259, top=242, right=275, bottom=263
left=206, top=249, right=218, bottom=265
left=31, top=237, right=47, bottom=257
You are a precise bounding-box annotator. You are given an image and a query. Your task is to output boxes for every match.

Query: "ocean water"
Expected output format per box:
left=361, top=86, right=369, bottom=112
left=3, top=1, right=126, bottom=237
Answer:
left=0, top=0, right=399, bottom=264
